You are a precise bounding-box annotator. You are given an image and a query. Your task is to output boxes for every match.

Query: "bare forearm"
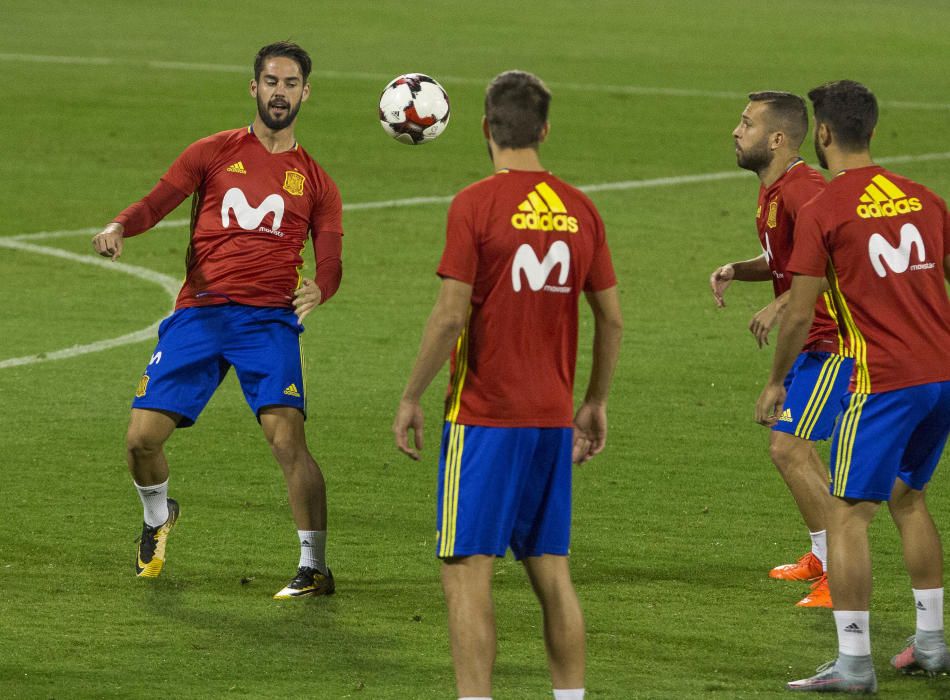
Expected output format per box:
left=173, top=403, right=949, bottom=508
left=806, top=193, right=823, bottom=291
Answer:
left=402, top=312, right=465, bottom=402
left=730, top=254, right=772, bottom=282
left=585, top=320, right=622, bottom=404
left=769, top=311, right=812, bottom=385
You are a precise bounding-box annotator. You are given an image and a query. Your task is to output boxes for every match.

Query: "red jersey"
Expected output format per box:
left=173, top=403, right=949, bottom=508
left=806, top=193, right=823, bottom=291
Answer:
left=437, top=170, right=617, bottom=427
left=121, top=128, right=343, bottom=310
left=789, top=165, right=950, bottom=393
left=756, top=161, right=843, bottom=353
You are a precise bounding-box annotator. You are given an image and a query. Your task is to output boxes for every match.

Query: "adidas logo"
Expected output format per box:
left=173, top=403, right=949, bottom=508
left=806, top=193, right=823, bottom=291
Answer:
left=283, top=383, right=301, bottom=397
left=843, top=623, right=864, bottom=633
left=856, top=174, right=921, bottom=219
left=226, top=161, right=247, bottom=174
left=779, top=408, right=793, bottom=423
left=511, top=182, right=579, bottom=233
left=917, top=601, right=927, bottom=610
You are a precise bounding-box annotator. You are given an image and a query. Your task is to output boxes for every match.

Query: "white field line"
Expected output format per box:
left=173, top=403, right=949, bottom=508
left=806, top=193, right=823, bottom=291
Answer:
left=1, top=52, right=949, bottom=111
left=10, top=149, right=950, bottom=243
left=0, top=239, right=179, bottom=369
left=2, top=149, right=950, bottom=369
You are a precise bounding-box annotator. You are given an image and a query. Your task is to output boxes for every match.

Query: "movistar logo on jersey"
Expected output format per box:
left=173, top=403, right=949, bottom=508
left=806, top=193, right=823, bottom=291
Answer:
left=511, top=241, right=571, bottom=293
left=221, top=188, right=285, bottom=232
left=511, top=182, right=579, bottom=233
left=868, top=222, right=933, bottom=277
left=857, top=174, right=922, bottom=219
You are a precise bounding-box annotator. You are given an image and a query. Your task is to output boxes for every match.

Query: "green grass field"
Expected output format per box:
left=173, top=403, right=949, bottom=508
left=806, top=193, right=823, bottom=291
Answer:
left=2, top=1, right=950, bottom=697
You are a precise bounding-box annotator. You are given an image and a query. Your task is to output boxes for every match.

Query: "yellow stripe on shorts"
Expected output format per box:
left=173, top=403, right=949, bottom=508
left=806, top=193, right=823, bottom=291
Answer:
left=439, top=423, right=465, bottom=557
left=832, top=392, right=868, bottom=497
left=794, top=354, right=844, bottom=440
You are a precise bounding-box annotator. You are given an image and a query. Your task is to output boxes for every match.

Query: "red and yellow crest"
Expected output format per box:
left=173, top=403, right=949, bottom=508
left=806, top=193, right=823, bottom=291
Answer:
left=767, top=200, right=778, bottom=229
left=135, top=374, right=149, bottom=398
left=283, top=170, right=306, bottom=197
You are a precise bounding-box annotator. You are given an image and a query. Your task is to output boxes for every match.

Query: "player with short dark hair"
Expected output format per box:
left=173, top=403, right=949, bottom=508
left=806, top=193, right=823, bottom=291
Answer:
left=92, top=41, right=342, bottom=600
left=711, top=91, right=852, bottom=607
left=756, top=79, right=950, bottom=692
left=393, top=69, right=622, bottom=700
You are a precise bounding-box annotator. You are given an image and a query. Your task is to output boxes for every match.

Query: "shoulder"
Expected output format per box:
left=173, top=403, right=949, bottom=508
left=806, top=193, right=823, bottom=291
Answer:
left=783, top=164, right=826, bottom=206
left=449, top=174, right=499, bottom=208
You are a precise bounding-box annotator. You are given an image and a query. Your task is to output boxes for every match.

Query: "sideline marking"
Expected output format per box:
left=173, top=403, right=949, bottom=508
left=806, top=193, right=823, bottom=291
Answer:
left=1, top=52, right=949, bottom=111
left=2, top=149, right=949, bottom=368
left=0, top=239, right=179, bottom=369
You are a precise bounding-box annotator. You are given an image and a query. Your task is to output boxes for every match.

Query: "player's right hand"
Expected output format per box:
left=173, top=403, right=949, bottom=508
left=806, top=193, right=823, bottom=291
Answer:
left=709, top=264, right=734, bottom=308
left=92, top=223, right=125, bottom=261
left=393, top=398, right=424, bottom=461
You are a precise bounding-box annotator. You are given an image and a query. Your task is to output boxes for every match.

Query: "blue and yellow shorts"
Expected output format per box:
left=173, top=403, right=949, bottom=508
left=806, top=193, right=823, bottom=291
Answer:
left=131, top=304, right=306, bottom=427
left=435, top=422, right=573, bottom=560
left=830, top=381, right=950, bottom=500
left=774, top=351, right=853, bottom=441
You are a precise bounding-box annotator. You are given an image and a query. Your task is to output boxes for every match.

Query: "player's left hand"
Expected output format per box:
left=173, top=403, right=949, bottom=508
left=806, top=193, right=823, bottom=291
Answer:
left=749, top=301, right=781, bottom=348
left=293, top=279, right=322, bottom=324
left=572, top=401, right=607, bottom=464
left=393, top=398, right=424, bottom=461
left=755, top=382, right=786, bottom=426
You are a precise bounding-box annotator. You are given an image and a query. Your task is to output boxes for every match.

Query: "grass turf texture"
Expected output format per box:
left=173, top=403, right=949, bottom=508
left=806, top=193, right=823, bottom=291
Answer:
left=2, top=0, right=950, bottom=697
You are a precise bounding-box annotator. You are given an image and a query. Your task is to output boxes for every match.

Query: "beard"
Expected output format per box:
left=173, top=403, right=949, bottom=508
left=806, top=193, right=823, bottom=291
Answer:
left=814, top=130, right=828, bottom=169
left=735, top=138, right=773, bottom=174
left=257, top=94, right=301, bottom=131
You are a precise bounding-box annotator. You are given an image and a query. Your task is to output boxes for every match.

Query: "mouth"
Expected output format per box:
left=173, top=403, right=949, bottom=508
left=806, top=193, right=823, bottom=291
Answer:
left=269, top=102, right=290, bottom=114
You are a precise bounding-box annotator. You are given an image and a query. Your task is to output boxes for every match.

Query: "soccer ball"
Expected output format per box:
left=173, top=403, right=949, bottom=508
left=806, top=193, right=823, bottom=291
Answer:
left=378, top=74, right=450, bottom=145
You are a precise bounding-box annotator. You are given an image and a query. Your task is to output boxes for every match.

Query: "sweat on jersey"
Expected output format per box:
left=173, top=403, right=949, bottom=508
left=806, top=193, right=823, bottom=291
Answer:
left=437, top=170, right=617, bottom=428
left=114, top=127, right=343, bottom=309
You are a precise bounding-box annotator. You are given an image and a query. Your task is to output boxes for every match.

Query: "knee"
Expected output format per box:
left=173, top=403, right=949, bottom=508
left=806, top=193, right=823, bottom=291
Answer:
left=126, top=429, right=166, bottom=464
left=769, top=435, right=804, bottom=471
left=266, top=431, right=308, bottom=467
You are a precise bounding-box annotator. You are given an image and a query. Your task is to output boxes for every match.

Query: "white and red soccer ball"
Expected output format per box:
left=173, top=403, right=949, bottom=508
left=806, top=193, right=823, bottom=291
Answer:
left=378, top=73, right=450, bottom=145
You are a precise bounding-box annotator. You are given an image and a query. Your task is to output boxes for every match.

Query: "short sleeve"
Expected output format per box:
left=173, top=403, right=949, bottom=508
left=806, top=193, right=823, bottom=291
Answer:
left=310, top=174, right=344, bottom=235
left=583, top=211, right=617, bottom=292
left=787, top=202, right=831, bottom=277
left=437, top=193, right=478, bottom=284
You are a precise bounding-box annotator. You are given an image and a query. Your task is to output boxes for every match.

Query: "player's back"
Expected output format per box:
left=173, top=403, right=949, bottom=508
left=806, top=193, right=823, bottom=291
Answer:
left=438, top=170, right=616, bottom=427
left=804, top=166, right=950, bottom=392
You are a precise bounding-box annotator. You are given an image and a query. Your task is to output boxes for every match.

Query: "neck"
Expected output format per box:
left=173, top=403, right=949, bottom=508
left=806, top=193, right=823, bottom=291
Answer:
left=825, top=148, right=874, bottom=176
left=759, top=152, right=801, bottom=188
left=251, top=117, right=296, bottom=153
left=491, top=145, right=545, bottom=172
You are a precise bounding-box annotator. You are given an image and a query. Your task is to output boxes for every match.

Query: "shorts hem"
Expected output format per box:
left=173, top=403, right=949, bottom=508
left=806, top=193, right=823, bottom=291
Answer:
left=130, top=402, right=198, bottom=428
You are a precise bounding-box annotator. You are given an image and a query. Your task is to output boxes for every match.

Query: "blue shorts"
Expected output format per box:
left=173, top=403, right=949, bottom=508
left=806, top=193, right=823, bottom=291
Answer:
left=435, top=422, right=573, bottom=560
left=773, top=351, right=853, bottom=441
left=830, top=381, right=950, bottom=500
left=132, top=304, right=306, bottom=427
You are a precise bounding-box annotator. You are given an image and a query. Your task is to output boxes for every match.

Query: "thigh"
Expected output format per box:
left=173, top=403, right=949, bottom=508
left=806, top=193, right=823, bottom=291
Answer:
left=435, top=423, right=539, bottom=559
left=224, top=306, right=306, bottom=420
left=774, top=352, right=852, bottom=441
left=132, top=308, right=230, bottom=427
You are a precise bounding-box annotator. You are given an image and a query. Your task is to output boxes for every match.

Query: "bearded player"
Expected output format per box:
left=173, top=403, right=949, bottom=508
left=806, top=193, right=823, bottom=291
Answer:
left=710, top=91, right=853, bottom=608
left=757, top=79, right=950, bottom=692
left=393, top=71, right=622, bottom=700
left=92, top=42, right=341, bottom=600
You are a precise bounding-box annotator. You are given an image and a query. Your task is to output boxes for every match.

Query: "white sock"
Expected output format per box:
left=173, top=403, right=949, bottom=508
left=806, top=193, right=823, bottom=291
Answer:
left=459, top=697, right=492, bottom=700
left=135, top=479, right=169, bottom=527
left=810, top=530, right=828, bottom=571
left=914, top=587, right=944, bottom=632
left=298, top=530, right=327, bottom=574
left=554, top=690, right=585, bottom=700
left=834, top=610, right=871, bottom=656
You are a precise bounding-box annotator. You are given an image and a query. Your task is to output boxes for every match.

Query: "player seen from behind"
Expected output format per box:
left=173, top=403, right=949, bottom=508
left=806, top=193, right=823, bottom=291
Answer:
left=393, top=70, right=623, bottom=700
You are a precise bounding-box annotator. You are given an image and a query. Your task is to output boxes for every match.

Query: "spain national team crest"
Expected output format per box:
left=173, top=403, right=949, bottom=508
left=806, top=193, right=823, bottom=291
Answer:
left=135, top=374, right=149, bottom=398
left=767, top=200, right=778, bottom=229
left=283, top=170, right=306, bottom=197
